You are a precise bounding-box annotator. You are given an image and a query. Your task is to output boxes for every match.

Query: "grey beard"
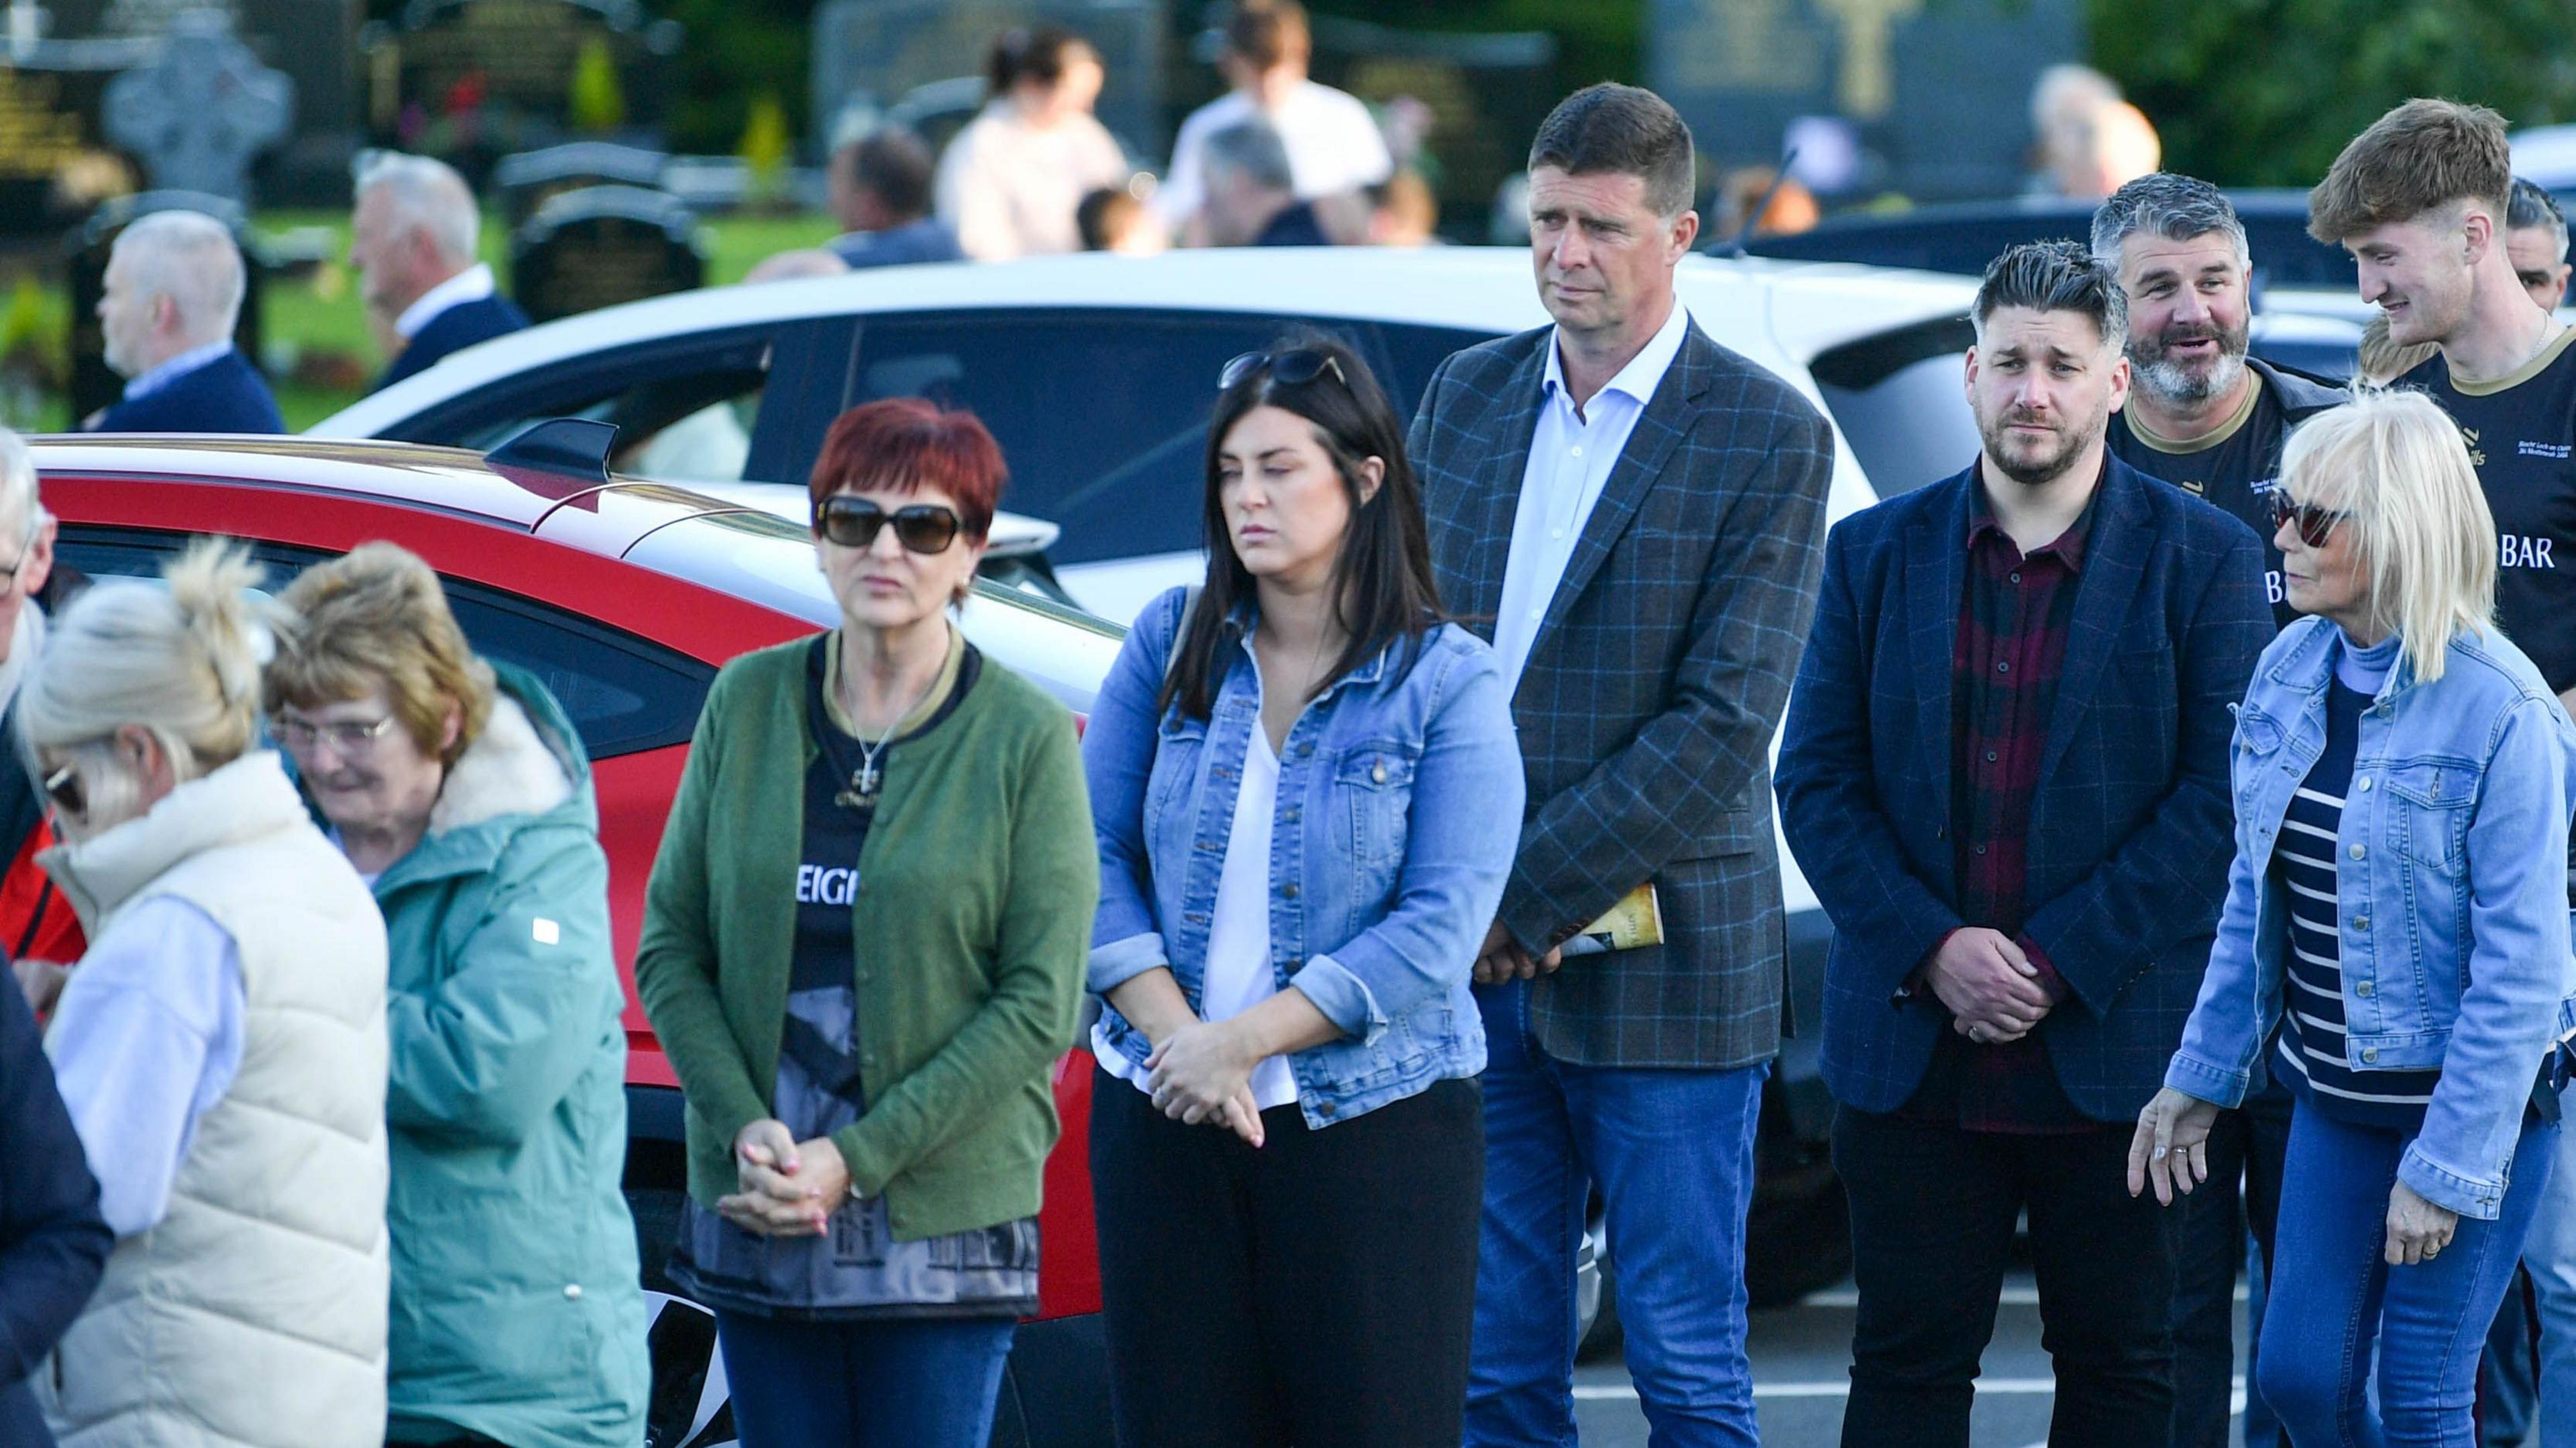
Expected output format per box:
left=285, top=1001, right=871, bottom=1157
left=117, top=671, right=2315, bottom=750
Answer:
left=2133, top=346, right=2247, bottom=408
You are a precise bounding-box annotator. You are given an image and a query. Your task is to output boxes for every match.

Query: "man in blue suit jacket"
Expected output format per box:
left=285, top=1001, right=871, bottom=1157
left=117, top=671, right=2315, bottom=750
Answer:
left=353, top=154, right=529, bottom=393
left=82, top=211, right=282, bottom=435
left=1776, top=241, right=2271, bottom=1448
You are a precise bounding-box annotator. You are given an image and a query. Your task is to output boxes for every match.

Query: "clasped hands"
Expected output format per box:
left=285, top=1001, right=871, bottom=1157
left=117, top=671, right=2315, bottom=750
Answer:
left=1145, top=1017, right=1268, bottom=1148
left=1927, top=928, right=2053, bottom=1045
left=719, top=1119, right=854, bottom=1237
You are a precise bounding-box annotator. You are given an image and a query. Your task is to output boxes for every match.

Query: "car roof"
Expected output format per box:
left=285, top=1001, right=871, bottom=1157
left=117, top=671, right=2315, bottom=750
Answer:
left=311, top=247, right=1978, bottom=439
left=22, top=434, right=1123, bottom=689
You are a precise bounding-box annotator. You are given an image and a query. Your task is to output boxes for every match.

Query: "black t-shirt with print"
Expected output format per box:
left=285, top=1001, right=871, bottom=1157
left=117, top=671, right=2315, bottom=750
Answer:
left=2400, top=330, right=2576, bottom=693
left=2110, top=369, right=2307, bottom=630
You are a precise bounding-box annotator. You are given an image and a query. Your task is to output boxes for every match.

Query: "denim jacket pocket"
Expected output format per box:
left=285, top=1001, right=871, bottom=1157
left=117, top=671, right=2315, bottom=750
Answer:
left=2235, top=710, right=2286, bottom=808
left=1334, top=740, right=1419, bottom=871
left=2383, top=760, right=2475, bottom=869
left=1144, top=716, right=1208, bottom=840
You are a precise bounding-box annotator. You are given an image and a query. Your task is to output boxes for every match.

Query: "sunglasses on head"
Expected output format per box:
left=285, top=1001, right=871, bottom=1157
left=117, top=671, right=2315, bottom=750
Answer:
left=2271, top=492, right=2351, bottom=549
left=1220, top=347, right=1349, bottom=392
left=814, top=496, right=963, bottom=554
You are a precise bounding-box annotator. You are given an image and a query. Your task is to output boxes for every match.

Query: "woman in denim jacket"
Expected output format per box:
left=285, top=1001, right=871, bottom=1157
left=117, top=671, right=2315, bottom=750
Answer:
left=1082, top=335, right=1523, bottom=1447
left=2132, top=390, right=2576, bottom=1446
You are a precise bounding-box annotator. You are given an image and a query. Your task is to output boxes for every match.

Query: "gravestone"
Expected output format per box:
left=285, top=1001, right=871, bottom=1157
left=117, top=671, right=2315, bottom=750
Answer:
left=508, top=183, right=700, bottom=324
left=360, top=0, right=681, bottom=182
left=809, top=0, right=1164, bottom=166
left=0, top=39, right=149, bottom=236
left=1647, top=0, right=2084, bottom=204
left=102, top=7, right=290, bottom=203
left=64, top=189, right=265, bottom=421
left=492, top=138, right=663, bottom=225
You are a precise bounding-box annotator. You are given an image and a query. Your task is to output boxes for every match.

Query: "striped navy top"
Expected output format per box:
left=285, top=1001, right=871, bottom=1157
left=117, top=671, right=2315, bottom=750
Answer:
left=2273, top=633, right=2436, bottom=1127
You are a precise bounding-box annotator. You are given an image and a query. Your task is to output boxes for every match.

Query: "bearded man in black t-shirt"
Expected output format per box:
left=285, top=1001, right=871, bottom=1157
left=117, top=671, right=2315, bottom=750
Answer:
left=2090, top=172, right=2344, bottom=1448
left=2310, top=96, right=2576, bottom=1448
left=2098, top=174, right=2347, bottom=635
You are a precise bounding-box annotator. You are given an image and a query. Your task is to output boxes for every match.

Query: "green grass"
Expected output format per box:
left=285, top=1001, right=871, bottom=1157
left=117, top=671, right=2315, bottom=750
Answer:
left=6, top=208, right=846, bottom=433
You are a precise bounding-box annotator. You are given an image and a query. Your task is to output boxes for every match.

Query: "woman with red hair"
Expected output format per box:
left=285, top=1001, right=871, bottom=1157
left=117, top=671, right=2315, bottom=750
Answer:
left=635, top=398, right=1097, bottom=1448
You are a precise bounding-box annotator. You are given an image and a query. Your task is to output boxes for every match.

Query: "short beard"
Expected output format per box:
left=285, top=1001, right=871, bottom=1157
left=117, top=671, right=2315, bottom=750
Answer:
left=1982, top=408, right=2107, bottom=488
left=2127, top=321, right=2251, bottom=408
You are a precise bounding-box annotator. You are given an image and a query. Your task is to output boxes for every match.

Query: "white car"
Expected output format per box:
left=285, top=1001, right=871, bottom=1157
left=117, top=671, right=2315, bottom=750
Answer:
left=314, top=245, right=1991, bottom=1305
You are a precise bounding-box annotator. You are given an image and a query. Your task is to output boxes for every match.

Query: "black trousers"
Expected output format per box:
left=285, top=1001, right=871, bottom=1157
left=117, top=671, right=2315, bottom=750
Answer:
left=2170, top=1095, right=2290, bottom=1448
left=1089, top=1069, right=1483, bottom=1448
left=1834, top=1105, right=2180, bottom=1448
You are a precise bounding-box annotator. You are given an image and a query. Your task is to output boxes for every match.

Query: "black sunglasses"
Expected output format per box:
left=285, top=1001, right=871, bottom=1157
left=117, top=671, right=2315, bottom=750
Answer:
left=815, top=497, right=963, bottom=554
left=42, top=763, right=83, bottom=818
left=2270, top=492, right=2351, bottom=549
left=1220, top=348, right=1349, bottom=392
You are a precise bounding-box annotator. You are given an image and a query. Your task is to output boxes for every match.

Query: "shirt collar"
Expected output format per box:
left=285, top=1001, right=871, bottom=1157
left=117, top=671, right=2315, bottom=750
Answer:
left=122, top=338, right=236, bottom=402
left=1966, top=458, right=2104, bottom=573
left=396, top=263, right=497, bottom=340
left=1542, top=298, right=1691, bottom=416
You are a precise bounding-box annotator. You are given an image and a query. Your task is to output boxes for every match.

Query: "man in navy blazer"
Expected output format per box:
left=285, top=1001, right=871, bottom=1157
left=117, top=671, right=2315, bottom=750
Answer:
left=353, top=153, right=529, bottom=393
left=81, top=211, right=282, bottom=435
left=1776, top=241, right=2271, bottom=1448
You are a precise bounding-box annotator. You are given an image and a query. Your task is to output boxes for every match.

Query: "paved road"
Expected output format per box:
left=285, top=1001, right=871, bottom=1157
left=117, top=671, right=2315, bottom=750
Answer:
left=1570, top=1269, right=2249, bottom=1447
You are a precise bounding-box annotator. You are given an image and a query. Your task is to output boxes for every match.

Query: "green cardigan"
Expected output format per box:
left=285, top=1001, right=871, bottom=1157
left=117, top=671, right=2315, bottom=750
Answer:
left=634, top=636, right=1096, bottom=1241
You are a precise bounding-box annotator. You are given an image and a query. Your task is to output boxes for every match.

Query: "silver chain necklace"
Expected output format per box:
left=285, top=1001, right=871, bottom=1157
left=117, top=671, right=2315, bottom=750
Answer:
left=836, top=644, right=942, bottom=810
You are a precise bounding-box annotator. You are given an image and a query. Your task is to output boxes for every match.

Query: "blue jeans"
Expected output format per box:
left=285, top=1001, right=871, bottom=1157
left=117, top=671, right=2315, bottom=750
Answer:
left=2171, top=1091, right=2292, bottom=1448
left=2515, top=1115, right=2576, bottom=1445
left=1464, top=978, right=1766, bottom=1448
left=2258, top=1105, right=2556, bottom=1448
left=712, top=1311, right=1016, bottom=1448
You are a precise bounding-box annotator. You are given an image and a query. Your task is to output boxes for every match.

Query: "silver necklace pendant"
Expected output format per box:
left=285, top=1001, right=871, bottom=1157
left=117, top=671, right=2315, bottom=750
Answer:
left=837, top=761, right=880, bottom=810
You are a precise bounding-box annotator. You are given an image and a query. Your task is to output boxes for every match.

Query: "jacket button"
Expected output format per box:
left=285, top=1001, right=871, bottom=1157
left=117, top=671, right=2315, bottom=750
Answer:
left=1372, top=762, right=1387, bottom=784
left=1283, top=883, right=1300, bottom=899
left=2359, top=777, right=2374, bottom=792
left=2363, top=1048, right=2379, bottom=1064
left=2354, top=915, right=2370, bottom=930
left=2349, top=844, right=2366, bottom=860
left=1285, top=956, right=1303, bottom=969
left=2357, top=981, right=2374, bottom=997
left=1318, top=1101, right=1336, bottom=1119
left=564, top=1284, right=583, bottom=1300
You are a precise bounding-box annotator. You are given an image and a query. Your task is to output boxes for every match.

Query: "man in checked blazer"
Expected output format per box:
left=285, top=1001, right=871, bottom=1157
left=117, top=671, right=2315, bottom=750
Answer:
left=1774, top=242, right=2271, bottom=1447
left=1408, top=85, right=1835, bottom=1447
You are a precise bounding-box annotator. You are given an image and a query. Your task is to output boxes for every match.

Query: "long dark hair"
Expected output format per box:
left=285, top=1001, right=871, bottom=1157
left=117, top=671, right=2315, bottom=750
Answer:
left=1159, top=331, right=1446, bottom=721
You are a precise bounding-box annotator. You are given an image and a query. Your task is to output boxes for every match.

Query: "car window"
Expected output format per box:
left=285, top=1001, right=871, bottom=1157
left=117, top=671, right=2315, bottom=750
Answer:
left=1376, top=323, right=1504, bottom=421
left=53, top=525, right=714, bottom=758
left=846, top=310, right=1375, bottom=567
left=1807, top=317, right=1983, bottom=499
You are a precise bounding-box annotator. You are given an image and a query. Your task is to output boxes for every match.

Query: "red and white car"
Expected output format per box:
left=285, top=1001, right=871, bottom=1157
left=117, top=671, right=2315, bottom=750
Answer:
left=28, top=429, right=1124, bottom=1448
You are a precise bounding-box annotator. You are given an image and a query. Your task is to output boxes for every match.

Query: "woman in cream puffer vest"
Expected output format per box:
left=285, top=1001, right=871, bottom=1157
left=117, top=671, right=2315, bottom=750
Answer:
left=26, top=539, right=390, bottom=1448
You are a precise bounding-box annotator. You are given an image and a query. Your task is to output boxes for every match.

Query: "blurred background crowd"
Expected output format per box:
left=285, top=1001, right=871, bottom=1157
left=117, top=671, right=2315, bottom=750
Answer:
left=4, top=0, right=2571, bottom=434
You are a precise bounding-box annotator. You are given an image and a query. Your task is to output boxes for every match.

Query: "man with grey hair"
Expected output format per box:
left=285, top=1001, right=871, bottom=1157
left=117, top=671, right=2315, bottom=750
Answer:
left=352, top=152, right=528, bottom=392
left=1197, top=119, right=1328, bottom=247
left=83, top=211, right=281, bottom=435
left=2508, top=177, right=2571, bottom=314
left=0, top=430, right=83, bottom=995
left=2096, top=172, right=2346, bottom=635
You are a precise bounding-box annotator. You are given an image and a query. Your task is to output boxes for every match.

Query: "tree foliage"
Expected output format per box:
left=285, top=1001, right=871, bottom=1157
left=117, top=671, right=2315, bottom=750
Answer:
left=2092, top=0, right=2576, bottom=186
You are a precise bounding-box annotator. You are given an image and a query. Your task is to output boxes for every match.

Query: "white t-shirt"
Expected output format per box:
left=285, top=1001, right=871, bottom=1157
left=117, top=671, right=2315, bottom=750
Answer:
left=1155, top=80, right=1393, bottom=229
left=934, top=101, right=1131, bottom=261
left=1095, top=722, right=1298, bottom=1111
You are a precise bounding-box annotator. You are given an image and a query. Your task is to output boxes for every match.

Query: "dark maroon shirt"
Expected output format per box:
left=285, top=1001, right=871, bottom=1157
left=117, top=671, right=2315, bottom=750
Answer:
left=1900, top=478, right=2096, bottom=1134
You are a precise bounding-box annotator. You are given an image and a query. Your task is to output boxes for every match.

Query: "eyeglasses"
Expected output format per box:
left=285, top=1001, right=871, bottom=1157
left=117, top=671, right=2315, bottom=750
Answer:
left=814, top=497, right=963, bottom=555
left=1220, top=348, right=1349, bottom=392
left=42, top=763, right=83, bottom=818
left=274, top=714, right=400, bottom=754
left=2270, top=492, right=2352, bottom=549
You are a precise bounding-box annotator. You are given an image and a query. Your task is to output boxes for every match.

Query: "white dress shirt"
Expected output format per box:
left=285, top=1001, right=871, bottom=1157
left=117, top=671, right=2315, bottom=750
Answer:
left=1490, top=300, right=1694, bottom=690
left=1155, top=80, right=1394, bottom=228
left=121, top=337, right=235, bottom=400
left=395, top=262, right=498, bottom=341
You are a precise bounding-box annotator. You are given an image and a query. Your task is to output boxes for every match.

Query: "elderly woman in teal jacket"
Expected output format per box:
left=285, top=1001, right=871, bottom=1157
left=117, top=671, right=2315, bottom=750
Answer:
left=266, top=543, right=648, bottom=1448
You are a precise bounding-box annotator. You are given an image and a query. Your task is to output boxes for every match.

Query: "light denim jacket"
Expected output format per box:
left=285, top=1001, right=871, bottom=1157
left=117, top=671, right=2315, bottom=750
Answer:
left=1084, top=586, right=1525, bottom=1129
left=2168, top=618, right=2576, bottom=1219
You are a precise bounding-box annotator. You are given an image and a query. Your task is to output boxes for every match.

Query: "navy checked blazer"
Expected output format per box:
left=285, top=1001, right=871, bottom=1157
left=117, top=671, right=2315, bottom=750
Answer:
left=1774, top=455, right=2273, bottom=1121
left=1409, top=319, right=1835, bottom=1070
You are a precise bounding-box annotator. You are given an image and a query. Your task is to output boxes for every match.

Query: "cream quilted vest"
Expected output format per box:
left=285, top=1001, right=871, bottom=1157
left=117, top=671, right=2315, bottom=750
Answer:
left=38, top=752, right=391, bottom=1448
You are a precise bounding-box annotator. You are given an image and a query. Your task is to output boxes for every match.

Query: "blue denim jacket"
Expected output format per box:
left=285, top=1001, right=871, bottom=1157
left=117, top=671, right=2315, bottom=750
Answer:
left=1084, top=586, right=1525, bottom=1128
left=2168, top=618, right=2576, bottom=1219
